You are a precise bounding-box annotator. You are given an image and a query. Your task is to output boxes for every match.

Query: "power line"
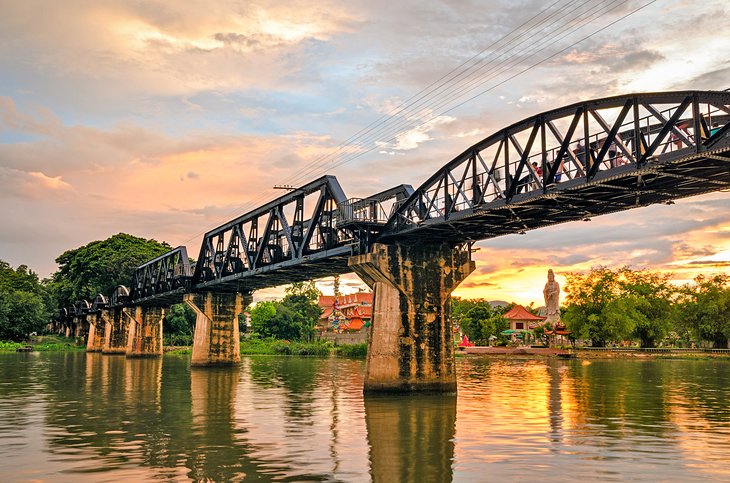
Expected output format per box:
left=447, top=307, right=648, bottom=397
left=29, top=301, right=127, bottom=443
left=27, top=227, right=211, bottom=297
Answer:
left=289, top=0, right=628, bottom=182
left=176, top=0, right=657, bottom=249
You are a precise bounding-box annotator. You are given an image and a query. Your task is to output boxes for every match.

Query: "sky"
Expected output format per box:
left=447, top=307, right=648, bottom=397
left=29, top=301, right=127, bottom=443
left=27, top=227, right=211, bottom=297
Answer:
left=1, top=0, right=729, bottom=306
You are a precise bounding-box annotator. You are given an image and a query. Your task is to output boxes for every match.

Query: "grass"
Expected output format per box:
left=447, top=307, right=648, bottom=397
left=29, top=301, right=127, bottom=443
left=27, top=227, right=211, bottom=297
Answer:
left=0, top=335, right=86, bottom=352
left=333, top=343, right=368, bottom=358
left=240, top=338, right=334, bottom=356
left=238, top=338, right=367, bottom=357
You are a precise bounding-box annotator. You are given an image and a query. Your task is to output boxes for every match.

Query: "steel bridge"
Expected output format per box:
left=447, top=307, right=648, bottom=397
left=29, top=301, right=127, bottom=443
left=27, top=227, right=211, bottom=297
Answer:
left=90, top=90, right=728, bottom=309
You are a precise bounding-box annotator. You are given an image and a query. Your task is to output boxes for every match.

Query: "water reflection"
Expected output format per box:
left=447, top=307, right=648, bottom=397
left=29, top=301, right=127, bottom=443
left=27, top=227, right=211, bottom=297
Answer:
left=3, top=353, right=730, bottom=481
left=365, top=394, right=456, bottom=483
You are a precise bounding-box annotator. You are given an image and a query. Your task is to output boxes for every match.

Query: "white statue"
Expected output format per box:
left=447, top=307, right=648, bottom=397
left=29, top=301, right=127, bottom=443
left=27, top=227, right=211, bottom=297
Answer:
left=543, top=269, right=561, bottom=325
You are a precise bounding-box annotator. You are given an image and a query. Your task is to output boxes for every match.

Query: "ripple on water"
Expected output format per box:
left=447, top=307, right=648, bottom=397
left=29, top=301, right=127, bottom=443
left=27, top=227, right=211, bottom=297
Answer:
left=2, top=353, right=730, bottom=481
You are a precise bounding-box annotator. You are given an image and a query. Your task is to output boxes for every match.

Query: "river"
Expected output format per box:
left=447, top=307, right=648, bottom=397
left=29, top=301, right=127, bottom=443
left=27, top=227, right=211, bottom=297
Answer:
left=1, top=353, right=729, bottom=482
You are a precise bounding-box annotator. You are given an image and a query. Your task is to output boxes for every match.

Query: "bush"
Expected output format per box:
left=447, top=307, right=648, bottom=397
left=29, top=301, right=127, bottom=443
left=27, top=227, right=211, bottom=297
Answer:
left=335, top=343, right=368, bottom=358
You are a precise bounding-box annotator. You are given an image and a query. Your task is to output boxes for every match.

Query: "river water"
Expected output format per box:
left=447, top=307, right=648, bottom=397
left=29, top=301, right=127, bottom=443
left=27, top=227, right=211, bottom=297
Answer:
left=1, top=353, right=729, bottom=482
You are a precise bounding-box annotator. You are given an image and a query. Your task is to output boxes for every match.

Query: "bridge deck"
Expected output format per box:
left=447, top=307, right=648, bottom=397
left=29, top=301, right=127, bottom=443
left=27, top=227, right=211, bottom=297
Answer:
left=382, top=144, right=730, bottom=243
left=106, top=90, right=730, bottom=309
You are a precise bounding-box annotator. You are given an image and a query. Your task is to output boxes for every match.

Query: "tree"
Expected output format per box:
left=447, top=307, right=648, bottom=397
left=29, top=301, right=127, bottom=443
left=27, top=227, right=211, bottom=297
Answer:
left=619, top=270, right=674, bottom=347
left=563, top=266, right=674, bottom=347
left=250, top=301, right=277, bottom=337
left=164, top=303, right=196, bottom=345
left=458, top=301, right=508, bottom=344
left=249, top=282, right=323, bottom=341
left=676, top=275, right=730, bottom=348
left=0, top=260, right=52, bottom=340
left=563, top=267, right=624, bottom=347
left=49, top=233, right=171, bottom=307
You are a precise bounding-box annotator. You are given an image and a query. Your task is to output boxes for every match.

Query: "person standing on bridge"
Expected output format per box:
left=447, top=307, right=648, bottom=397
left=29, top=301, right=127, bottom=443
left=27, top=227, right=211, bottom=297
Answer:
left=574, top=142, right=586, bottom=172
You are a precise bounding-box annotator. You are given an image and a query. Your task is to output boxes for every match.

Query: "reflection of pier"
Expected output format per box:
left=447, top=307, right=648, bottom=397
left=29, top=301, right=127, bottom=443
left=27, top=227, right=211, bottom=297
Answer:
left=365, top=395, right=456, bottom=482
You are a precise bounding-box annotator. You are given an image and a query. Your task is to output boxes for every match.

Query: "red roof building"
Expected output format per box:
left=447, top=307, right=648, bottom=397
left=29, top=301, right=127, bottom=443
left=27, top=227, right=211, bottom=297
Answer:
left=318, top=292, right=373, bottom=332
left=503, top=304, right=545, bottom=330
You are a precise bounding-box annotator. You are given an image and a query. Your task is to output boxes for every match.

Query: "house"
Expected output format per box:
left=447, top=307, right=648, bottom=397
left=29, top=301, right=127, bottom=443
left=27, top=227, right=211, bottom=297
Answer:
left=503, top=304, right=545, bottom=330
left=318, top=292, right=373, bottom=332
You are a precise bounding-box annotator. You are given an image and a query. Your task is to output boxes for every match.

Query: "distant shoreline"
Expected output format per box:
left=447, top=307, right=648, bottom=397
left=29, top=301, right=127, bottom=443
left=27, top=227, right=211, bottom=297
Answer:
left=461, top=346, right=730, bottom=359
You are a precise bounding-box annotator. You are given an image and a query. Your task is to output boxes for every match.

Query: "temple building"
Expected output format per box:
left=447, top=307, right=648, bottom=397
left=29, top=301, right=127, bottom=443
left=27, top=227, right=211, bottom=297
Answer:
left=503, top=304, right=545, bottom=330
left=318, top=292, right=373, bottom=332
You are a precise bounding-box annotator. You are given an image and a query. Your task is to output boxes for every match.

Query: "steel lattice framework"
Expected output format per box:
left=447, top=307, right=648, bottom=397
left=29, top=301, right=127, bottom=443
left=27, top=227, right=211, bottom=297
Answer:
left=118, top=90, right=730, bottom=306
left=130, top=247, right=191, bottom=306
left=379, top=90, right=730, bottom=243
left=192, top=176, right=357, bottom=292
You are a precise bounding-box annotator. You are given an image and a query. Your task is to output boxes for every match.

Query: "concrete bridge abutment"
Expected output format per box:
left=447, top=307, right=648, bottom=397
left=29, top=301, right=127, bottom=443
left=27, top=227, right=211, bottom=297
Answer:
left=102, top=308, right=131, bottom=354
left=349, top=242, right=475, bottom=394
left=125, top=306, right=164, bottom=358
left=185, top=292, right=251, bottom=366
left=86, top=311, right=108, bottom=352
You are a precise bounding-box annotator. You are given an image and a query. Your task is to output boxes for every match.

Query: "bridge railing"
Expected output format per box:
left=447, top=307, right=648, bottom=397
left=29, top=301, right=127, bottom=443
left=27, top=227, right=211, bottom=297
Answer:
left=381, top=90, right=730, bottom=239
left=336, top=184, right=414, bottom=229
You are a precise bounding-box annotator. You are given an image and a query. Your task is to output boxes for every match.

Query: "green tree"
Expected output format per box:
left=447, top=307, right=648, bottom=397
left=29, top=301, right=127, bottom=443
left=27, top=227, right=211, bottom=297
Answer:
left=249, top=282, right=323, bottom=341
left=676, top=275, right=730, bottom=348
left=250, top=301, right=277, bottom=337
left=164, top=303, right=196, bottom=345
left=49, top=233, right=171, bottom=307
left=563, top=266, right=674, bottom=347
left=619, top=270, right=674, bottom=347
left=458, top=302, right=508, bottom=343
left=0, top=260, right=52, bottom=340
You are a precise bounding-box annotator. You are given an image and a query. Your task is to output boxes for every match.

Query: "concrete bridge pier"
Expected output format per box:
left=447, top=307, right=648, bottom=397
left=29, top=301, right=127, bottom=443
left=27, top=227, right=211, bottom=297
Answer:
left=86, top=311, right=107, bottom=352
left=125, top=306, right=164, bottom=358
left=349, top=242, right=475, bottom=393
left=102, top=308, right=131, bottom=354
left=185, top=292, right=250, bottom=366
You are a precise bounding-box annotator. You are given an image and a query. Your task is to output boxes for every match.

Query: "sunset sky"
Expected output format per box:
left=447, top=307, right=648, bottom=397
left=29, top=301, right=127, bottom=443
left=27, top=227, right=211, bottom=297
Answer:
left=1, top=0, right=729, bottom=306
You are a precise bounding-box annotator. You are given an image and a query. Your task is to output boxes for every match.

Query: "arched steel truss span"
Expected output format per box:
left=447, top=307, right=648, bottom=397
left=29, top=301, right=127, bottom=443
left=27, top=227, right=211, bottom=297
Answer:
left=379, top=90, right=730, bottom=244
left=116, top=90, right=730, bottom=306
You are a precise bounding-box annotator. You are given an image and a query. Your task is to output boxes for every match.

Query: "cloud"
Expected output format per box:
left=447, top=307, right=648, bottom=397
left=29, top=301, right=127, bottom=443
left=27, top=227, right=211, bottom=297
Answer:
left=0, top=167, right=72, bottom=200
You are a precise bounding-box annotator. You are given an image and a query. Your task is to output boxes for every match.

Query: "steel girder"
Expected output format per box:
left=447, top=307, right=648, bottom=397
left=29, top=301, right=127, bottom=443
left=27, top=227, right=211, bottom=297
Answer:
left=109, top=285, right=130, bottom=308
left=129, top=247, right=191, bottom=306
left=379, top=90, right=730, bottom=244
left=191, top=175, right=356, bottom=293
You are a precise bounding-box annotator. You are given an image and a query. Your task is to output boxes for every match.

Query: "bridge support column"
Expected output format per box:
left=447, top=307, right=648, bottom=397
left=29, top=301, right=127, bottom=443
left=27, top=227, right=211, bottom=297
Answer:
left=125, top=306, right=164, bottom=358
left=185, top=292, right=249, bottom=366
left=102, top=308, right=131, bottom=354
left=86, top=312, right=107, bottom=352
left=349, top=242, right=474, bottom=393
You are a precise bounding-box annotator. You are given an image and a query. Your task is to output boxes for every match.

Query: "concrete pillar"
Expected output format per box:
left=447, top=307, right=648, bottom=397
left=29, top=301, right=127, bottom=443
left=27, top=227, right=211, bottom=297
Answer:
left=125, top=306, right=164, bottom=358
left=103, top=308, right=131, bottom=354
left=185, top=292, right=250, bottom=366
left=86, top=312, right=106, bottom=352
left=349, top=242, right=474, bottom=393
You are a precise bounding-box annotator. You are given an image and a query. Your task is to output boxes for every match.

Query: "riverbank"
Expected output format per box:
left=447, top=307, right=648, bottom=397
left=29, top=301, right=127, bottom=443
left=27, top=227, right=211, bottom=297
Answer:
left=165, top=339, right=368, bottom=358
left=461, top=346, right=730, bottom=359
left=0, top=336, right=86, bottom=352
left=1, top=337, right=368, bottom=357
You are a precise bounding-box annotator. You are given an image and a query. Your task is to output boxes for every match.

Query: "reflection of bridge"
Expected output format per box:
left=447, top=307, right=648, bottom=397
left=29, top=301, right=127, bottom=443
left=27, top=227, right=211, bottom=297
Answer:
left=57, top=90, right=730, bottom=392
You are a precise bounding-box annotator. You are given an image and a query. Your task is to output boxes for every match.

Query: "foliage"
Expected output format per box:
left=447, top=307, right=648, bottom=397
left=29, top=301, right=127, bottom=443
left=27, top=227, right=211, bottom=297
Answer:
left=334, top=343, right=368, bottom=358
left=48, top=233, right=171, bottom=308
left=0, top=335, right=85, bottom=352
left=0, top=260, right=52, bottom=340
left=249, top=282, right=323, bottom=341
left=240, top=337, right=334, bottom=356
left=163, top=303, right=196, bottom=346
left=454, top=299, right=509, bottom=344
left=675, top=275, right=730, bottom=348
left=563, top=266, right=675, bottom=347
